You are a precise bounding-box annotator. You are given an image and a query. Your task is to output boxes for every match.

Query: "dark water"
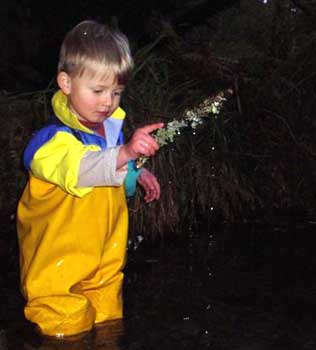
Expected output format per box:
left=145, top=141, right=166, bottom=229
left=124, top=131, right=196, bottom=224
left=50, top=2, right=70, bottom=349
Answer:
left=1, top=221, right=316, bottom=349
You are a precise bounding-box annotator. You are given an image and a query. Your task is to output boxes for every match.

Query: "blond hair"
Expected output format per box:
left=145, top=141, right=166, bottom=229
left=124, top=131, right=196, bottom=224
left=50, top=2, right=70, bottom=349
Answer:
left=58, top=20, right=134, bottom=84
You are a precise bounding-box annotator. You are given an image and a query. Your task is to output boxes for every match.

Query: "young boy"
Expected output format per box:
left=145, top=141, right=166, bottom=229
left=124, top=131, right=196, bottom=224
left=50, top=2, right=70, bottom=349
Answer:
left=17, top=20, right=163, bottom=338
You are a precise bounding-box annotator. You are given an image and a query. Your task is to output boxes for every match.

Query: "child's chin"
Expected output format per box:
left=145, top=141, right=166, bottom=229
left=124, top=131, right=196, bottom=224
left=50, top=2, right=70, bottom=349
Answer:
left=95, top=115, right=109, bottom=121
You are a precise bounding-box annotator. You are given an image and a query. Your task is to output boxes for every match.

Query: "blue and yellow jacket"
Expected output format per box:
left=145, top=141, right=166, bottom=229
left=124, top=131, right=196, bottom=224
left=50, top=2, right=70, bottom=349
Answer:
left=23, top=89, right=140, bottom=197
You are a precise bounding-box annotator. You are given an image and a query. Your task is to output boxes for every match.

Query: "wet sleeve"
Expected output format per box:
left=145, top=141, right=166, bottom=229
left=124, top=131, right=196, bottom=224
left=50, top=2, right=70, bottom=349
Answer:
left=77, top=146, right=127, bottom=187
left=124, top=160, right=142, bottom=197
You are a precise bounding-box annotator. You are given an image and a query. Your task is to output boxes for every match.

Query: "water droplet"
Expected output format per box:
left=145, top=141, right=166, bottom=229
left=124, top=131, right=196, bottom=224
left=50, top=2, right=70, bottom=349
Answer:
left=136, top=235, right=144, bottom=243
left=55, top=333, right=65, bottom=339
left=56, top=259, right=64, bottom=267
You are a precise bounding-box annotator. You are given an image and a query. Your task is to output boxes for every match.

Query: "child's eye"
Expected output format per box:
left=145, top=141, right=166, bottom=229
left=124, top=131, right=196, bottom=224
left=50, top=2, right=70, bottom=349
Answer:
left=114, top=91, right=123, bottom=97
left=93, top=90, right=103, bottom=94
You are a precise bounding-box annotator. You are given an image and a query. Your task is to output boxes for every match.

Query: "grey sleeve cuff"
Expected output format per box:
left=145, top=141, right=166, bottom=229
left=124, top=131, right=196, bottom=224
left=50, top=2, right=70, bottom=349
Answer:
left=77, top=147, right=127, bottom=187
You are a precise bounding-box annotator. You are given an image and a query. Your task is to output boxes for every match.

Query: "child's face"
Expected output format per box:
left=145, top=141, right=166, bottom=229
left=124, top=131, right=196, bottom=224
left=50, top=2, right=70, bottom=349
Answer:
left=59, top=68, right=125, bottom=123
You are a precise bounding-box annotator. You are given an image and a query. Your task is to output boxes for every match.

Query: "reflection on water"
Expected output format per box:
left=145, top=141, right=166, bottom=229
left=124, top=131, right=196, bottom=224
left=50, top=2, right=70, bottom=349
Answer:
left=5, top=319, right=126, bottom=350
left=1, top=221, right=316, bottom=349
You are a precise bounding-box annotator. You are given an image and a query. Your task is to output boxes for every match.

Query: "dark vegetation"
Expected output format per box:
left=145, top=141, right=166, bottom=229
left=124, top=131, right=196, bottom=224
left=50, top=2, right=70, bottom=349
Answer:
left=0, top=0, right=316, bottom=247
left=1, top=2, right=316, bottom=348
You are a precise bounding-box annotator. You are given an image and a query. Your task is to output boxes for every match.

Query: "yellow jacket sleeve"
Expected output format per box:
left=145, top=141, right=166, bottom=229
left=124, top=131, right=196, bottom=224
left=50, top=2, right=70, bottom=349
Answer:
left=31, top=131, right=101, bottom=197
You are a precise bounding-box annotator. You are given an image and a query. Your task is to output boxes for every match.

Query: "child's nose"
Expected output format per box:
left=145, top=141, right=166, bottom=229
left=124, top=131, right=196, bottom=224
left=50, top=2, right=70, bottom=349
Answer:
left=101, top=93, right=112, bottom=107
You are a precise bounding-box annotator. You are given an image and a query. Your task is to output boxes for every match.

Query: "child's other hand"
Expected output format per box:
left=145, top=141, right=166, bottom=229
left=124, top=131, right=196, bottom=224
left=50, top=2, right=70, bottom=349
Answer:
left=125, top=123, right=164, bottom=159
left=137, top=168, right=160, bottom=203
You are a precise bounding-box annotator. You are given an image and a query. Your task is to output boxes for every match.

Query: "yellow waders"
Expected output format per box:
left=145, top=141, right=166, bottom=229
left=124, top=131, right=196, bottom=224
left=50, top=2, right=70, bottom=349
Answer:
left=17, top=175, right=128, bottom=337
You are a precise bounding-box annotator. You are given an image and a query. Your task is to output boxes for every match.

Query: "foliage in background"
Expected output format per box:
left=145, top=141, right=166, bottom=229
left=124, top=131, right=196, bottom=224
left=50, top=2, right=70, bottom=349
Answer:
left=124, top=20, right=258, bottom=237
left=1, top=0, right=316, bottom=241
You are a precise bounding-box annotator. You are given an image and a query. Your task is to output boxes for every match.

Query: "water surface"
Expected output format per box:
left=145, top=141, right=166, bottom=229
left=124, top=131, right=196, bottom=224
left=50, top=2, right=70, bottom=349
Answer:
left=1, top=221, right=315, bottom=349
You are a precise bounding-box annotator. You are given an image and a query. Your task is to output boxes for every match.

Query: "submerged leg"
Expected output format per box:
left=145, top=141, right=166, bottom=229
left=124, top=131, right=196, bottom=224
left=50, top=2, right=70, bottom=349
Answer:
left=79, top=194, right=128, bottom=323
left=18, top=180, right=128, bottom=336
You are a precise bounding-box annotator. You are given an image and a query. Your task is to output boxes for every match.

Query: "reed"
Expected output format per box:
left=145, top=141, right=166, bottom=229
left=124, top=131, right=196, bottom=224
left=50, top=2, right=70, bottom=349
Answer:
left=1, top=1, right=316, bottom=240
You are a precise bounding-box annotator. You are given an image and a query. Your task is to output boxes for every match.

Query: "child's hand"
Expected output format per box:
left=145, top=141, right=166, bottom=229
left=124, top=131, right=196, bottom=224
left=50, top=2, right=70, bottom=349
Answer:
left=137, top=168, right=161, bottom=203
left=121, top=123, right=164, bottom=159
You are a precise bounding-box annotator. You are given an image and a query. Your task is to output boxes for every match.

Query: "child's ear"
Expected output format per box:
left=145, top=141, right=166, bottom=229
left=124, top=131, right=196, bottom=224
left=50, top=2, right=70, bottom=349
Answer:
left=57, top=72, right=72, bottom=95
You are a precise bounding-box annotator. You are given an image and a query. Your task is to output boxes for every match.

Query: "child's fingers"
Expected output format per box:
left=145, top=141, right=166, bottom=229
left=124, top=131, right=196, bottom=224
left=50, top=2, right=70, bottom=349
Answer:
left=137, top=136, right=159, bottom=155
left=149, top=177, right=160, bottom=199
left=130, top=123, right=164, bottom=157
left=138, top=140, right=153, bottom=155
left=140, top=172, right=160, bottom=202
left=140, top=123, right=164, bottom=135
